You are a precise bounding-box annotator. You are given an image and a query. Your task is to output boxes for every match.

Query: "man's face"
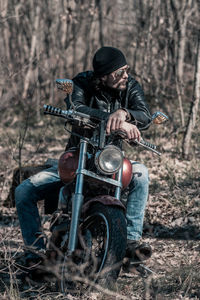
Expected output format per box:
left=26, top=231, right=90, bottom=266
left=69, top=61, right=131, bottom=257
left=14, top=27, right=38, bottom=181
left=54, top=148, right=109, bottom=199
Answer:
left=101, top=65, right=130, bottom=90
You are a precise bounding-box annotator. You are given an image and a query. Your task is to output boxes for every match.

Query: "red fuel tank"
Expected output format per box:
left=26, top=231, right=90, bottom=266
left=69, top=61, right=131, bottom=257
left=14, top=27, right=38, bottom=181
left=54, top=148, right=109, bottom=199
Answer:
left=121, top=158, right=132, bottom=189
left=112, top=158, right=132, bottom=189
left=58, top=149, right=79, bottom=183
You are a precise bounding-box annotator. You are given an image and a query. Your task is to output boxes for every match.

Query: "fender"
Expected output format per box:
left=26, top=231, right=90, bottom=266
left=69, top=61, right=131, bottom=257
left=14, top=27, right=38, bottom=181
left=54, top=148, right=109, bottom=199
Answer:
left=82, top=195, right=125, bottom=215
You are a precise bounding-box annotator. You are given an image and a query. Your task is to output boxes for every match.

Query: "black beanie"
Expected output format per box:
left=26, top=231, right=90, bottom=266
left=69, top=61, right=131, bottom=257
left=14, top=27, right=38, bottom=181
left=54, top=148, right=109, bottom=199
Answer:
left=92, top=46, right=127, bottom=77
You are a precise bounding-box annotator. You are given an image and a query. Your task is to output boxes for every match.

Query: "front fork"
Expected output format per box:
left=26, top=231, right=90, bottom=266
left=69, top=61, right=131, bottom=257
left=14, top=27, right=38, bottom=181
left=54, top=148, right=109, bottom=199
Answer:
left=67, top=139, right=88, bottom=254
left=67, top=139, right=123, bottom=254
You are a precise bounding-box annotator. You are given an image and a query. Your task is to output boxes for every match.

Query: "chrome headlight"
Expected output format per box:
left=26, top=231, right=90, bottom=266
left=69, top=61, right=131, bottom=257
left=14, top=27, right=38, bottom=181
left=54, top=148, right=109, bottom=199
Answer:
left=95, top=145, right=123, bottom=175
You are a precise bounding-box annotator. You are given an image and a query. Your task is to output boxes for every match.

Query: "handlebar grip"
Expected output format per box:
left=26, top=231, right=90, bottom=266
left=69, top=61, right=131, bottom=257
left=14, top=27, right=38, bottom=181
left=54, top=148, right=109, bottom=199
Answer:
left=43, top=104, right=92, bottom=120
left=43, top=105, right=63, bottom=116
left=140, top=139, right=157, bottom=150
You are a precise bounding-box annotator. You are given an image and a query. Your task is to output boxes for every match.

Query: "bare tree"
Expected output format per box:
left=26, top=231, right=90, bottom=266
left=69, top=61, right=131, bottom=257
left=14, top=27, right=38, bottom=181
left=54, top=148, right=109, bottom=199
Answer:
left=22, top=5, right=40, bottom=99
left=0, top=0, right=199, bottom=133
left=170, top=0, right=194, bottom=127
left=182, top=30, right=200, bottom=158
left=96, top=0, right=104, bottom=47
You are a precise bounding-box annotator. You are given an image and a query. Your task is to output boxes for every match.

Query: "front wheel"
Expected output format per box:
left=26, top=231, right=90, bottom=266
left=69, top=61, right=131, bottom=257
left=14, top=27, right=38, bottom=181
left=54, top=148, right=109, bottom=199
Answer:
left=60, top=203, right=127, bottom=292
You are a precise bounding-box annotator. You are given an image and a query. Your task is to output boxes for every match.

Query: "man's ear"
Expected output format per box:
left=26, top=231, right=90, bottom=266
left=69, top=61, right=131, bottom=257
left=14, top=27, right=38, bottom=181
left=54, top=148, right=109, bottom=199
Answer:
left=101, top=75, right=107, bottom=82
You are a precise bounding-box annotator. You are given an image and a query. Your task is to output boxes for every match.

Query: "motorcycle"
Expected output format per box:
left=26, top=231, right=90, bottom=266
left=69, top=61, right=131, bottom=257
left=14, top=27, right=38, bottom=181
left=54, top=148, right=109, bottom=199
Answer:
left=43, top=79, right=168, bottom=292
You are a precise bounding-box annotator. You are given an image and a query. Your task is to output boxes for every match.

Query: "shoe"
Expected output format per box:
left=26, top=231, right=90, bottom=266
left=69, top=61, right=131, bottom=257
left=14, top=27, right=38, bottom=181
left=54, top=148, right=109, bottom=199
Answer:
left=14, top=250, right=45, bottom=279
left=125, top=240, right=152, bottom=260
left=123, top=240, right=152, bottom=273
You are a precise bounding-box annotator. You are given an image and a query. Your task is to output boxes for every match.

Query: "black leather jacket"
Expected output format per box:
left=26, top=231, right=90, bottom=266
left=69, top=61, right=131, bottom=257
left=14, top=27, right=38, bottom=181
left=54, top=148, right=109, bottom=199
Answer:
left=65, top=71, right=151, bottom=148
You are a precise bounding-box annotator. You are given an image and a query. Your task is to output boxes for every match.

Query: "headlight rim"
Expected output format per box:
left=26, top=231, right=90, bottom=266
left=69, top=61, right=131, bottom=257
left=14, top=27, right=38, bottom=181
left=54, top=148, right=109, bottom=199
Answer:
left=95, top=145, right=123, bottom=175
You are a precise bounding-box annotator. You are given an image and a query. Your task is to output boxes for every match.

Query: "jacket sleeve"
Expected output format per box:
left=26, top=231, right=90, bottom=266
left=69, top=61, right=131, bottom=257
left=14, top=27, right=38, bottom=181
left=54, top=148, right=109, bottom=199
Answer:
left=64, top=83, right=110, bottom=121
left=126, top=79, right=152, bottom=130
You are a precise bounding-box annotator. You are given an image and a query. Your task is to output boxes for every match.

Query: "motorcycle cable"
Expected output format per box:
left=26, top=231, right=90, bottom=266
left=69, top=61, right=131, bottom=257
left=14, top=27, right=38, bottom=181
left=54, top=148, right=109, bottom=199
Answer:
left=64, top=122, right=98, bottom=149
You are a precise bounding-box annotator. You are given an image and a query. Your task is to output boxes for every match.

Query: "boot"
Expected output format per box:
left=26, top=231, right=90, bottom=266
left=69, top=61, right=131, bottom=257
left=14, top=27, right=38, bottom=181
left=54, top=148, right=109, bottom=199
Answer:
left=123, top=240, right=152, bottom=273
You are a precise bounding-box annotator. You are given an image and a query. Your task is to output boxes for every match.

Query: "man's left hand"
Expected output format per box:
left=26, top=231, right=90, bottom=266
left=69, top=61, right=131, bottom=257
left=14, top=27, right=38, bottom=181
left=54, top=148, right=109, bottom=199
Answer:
left=119, top=122, right=141, bottom=141
left=106, top=109, right=128, bottom=134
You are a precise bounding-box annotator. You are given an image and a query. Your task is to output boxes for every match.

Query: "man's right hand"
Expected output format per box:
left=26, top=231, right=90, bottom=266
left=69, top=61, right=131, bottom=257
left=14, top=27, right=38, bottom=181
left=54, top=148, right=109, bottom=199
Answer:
left=106, top=109, right=127, bottom=135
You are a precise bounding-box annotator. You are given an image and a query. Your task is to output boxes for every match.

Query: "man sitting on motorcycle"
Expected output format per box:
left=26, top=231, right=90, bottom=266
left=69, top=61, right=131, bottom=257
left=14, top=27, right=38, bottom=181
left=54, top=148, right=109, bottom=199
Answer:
left=15, top=46, right=152, bottom=270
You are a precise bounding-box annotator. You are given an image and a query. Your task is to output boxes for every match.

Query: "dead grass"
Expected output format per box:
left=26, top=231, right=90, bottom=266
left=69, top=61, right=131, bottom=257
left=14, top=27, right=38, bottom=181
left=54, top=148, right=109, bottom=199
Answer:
left=0, top=113, right=200, bottom=299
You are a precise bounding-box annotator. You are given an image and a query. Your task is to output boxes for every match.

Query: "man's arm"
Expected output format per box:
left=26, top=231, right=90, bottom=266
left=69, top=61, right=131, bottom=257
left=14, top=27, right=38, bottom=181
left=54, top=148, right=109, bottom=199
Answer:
left=106, top=110, right=141, bottom=141
left=125, top=79, right=152, bottom=129
left=106, top=79, right=151, bottom=140
left=65, top=82, right=110, bottom=121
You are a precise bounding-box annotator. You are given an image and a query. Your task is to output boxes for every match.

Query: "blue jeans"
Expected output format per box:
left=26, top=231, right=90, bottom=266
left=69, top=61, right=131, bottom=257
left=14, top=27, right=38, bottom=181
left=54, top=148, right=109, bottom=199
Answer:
left=15, top=161, right=149, bottom=250
left=126, top=162, right=149, bottom=241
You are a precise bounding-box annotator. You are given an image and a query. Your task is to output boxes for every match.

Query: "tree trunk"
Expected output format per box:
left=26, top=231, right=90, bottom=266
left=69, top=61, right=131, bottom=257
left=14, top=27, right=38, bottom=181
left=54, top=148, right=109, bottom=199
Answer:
left=96, top=0, right=104, bottom=47
left=22, top=5, right=40, bottom=99
left=182, top=30, right=200, bottom=158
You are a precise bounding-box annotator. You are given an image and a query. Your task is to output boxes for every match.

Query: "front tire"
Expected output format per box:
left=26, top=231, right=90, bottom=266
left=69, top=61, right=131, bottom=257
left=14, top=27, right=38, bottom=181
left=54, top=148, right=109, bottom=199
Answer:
left=60, top=203, right=127, bottom=293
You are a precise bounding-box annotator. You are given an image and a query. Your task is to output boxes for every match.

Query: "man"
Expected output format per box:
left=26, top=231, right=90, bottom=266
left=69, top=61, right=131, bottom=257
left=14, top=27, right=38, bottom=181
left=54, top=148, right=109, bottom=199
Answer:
left=15, top=46, right=152, bottom=268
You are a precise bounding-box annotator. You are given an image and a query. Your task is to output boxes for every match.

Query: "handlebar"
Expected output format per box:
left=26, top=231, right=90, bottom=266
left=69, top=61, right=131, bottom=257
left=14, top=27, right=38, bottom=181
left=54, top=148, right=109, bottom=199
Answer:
left=43, top=104, right=161, bottom=155
left=43, top=104, right=97, bottom=129
left=43, top=104, right=91, bottom=120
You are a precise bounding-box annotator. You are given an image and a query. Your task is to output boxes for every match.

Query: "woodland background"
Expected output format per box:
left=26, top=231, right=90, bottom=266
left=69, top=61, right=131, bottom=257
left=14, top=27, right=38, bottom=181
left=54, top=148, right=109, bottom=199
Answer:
left=0, top=0, right=200, bottom=299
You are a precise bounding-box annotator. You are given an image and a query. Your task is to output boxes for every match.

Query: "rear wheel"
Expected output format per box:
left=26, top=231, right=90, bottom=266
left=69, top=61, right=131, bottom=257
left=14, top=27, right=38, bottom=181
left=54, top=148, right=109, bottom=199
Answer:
left=60, top=203, right=127, bottom=293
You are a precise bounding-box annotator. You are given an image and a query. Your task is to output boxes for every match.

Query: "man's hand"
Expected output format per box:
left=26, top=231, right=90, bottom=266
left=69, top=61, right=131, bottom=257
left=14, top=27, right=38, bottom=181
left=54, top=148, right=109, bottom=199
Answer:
left=106, top=109, right=128, bottom=134
left=119, top=122, right=141, bottom=141
left=106, top=109, right=141, bottom=141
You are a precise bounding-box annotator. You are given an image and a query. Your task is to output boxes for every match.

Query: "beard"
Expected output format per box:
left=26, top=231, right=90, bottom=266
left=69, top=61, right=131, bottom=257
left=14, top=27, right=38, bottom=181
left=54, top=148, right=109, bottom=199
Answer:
left=115, top=80, right=127, bottom=90
left=103, top=77, right=128, bottom=92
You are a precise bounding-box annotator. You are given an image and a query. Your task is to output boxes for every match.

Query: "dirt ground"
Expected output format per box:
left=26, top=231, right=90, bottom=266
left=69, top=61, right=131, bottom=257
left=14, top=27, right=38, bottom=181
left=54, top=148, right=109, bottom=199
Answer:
left=0, top=203, right=199, bottom=300
left=0, top=125, right=200, bottom=300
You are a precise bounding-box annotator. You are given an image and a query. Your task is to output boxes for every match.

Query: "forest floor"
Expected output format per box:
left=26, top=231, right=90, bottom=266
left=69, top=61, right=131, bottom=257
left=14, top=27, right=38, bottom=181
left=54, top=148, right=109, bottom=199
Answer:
left=0, top=118, right=200, bottom=300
